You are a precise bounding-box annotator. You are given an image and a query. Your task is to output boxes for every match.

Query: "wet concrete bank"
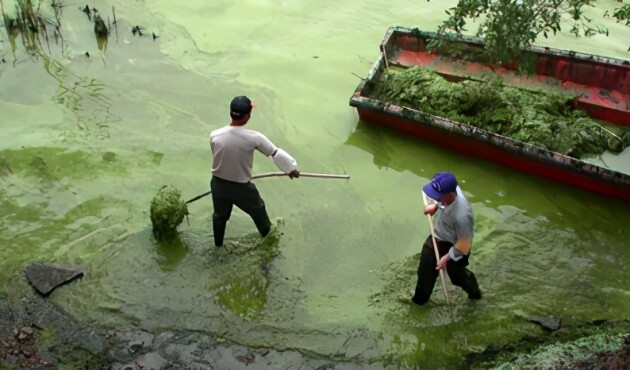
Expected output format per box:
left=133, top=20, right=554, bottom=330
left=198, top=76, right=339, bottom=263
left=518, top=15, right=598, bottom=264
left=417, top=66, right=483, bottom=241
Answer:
left=2, top=288, right=630, bottom=369
left=0, top=290, right=399, bottom=369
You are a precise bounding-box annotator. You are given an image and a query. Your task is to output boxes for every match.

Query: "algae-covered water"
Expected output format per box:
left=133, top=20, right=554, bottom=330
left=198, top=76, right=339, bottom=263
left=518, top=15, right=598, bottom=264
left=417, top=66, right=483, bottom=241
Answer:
left=1, top=0, right=629, bottom=368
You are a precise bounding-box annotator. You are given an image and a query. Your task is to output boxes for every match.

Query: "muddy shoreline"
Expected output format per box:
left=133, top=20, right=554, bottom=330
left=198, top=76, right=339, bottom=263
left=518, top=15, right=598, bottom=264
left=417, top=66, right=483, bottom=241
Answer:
left=2, top=289, right=629, bottom=369
left=0, top=291, right=399, bottom=369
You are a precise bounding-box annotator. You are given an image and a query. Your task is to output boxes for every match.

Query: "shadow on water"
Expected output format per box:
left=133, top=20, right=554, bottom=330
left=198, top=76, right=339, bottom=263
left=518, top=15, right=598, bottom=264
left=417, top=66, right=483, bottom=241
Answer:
left=155, top=235, right=188, bottom=272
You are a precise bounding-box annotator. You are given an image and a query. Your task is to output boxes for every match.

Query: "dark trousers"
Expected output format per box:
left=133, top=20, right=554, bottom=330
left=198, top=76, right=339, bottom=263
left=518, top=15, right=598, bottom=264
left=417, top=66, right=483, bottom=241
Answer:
left=412, top=236, right=481, bottom=304
left=210, top=176, right=272, bottom=246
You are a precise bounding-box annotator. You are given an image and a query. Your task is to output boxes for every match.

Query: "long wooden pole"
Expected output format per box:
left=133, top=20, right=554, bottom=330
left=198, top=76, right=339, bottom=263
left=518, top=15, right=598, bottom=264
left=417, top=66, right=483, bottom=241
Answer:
left=422, top=192, right=450, bottom=305
left=250, top=172, right=350, bottom=180
left=185, top=172, right=350, bottom=204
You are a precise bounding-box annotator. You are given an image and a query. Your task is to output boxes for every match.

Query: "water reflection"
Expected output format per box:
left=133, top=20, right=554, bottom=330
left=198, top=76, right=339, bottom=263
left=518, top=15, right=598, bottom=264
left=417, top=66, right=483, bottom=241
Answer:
left=154, top=235, right=188, bottom=272
left=345, top=119, right=630, bottom=216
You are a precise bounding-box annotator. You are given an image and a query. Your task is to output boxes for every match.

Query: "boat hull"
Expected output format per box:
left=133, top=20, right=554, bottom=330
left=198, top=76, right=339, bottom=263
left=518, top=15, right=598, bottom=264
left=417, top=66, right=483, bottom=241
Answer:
left=350, top=27, right=630, bottom=201
left=353, top=97, right=630, bottom=201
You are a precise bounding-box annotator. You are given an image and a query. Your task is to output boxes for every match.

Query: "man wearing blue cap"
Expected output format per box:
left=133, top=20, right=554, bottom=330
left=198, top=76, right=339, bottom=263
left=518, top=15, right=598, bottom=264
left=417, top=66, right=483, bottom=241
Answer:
left=412, top=172, right=482, bottom=305
left=209, top=96, right=300, bottom=247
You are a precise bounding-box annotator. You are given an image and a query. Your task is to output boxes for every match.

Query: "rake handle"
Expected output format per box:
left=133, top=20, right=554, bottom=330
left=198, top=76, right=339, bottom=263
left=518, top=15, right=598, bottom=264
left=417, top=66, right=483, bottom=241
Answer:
left=185, top=172, right=350, bottom=204
left=422, top=192, right=450, bottom=305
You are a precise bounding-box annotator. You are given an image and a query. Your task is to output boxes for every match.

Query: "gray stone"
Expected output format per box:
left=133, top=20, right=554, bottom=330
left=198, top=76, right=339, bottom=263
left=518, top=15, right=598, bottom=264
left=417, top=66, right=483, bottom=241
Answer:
left=136, top=352, right=169, bottom=369
left=152, top=331, right=176, bottom=349
left=24, top=263, right=84, bottom=296
left=185, top=362, right=213, bottom=370
left=528, top=316, right=562, bottom=331
left=128, top=340, right=144, bottom=354
left=117, top=330, right=155, bottom=348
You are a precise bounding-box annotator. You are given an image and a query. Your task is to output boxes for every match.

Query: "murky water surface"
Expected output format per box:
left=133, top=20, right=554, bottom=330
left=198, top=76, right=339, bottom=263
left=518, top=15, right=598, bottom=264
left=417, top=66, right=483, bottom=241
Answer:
left=1, top=0, right=629, bottom=368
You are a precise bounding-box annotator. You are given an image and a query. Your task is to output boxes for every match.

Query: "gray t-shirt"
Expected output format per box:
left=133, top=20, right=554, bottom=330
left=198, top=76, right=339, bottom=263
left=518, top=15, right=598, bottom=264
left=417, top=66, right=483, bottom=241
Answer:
left=434, top=194, right=474, bottom=244
left=209, top=126, right=277, bottom=183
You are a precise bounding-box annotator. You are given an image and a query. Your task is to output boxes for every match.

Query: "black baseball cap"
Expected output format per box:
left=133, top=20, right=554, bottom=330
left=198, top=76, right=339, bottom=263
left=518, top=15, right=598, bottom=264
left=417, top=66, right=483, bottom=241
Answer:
left=230, top=96, right=254, bottom=119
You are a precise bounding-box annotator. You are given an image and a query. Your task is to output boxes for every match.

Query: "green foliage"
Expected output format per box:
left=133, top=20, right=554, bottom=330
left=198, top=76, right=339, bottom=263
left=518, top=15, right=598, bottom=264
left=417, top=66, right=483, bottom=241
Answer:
left=429, top=0, right=608, bottom=64
left=369, top=67, right=630, bottom=158
left=605, top=1, right=630, bottom=50
left=611, top=3, right=630, bottom=26
left=149, top=185, right=189, bottom=241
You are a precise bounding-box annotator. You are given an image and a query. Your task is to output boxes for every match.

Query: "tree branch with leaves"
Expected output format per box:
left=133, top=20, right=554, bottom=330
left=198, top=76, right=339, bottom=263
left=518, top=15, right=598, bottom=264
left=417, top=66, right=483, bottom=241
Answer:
left=606, top=1, right=630, bottom=49
left=430, top=0, right=615, bottom=64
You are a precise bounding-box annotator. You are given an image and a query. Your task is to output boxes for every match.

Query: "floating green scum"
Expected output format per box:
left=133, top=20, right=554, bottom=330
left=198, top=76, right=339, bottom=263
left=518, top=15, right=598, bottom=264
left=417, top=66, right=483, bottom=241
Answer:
left=150, top=185, right=189, bottom=240
left=369, top=67, right=630, bottom=158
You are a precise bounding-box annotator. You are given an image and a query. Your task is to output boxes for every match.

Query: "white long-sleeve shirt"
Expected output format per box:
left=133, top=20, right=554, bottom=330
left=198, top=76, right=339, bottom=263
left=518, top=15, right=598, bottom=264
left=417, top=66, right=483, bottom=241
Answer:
left=209, top=126, right=276, bottom=183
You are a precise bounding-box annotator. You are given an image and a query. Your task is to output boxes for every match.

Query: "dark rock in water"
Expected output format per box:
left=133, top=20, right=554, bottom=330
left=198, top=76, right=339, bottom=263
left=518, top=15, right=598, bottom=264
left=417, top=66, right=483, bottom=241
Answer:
left=528, top=316, right=562, bottom=331
left=94, top=15, right=108, bottom=38
left=24, top=264, right=84, bottom=297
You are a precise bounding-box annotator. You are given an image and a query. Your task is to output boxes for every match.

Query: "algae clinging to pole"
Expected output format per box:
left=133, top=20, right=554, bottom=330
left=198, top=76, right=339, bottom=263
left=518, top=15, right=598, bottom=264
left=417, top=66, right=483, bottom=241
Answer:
left=149, top=185, right=189, bottom=241
left=149, top=172, right=350, bottom=240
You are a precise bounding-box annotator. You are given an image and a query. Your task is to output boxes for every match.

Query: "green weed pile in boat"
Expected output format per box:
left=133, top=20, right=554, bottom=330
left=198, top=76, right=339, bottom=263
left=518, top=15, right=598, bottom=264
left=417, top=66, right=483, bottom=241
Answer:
left=150, top=185, right=189, bottom=240
left=369, top=67, right=630, bottom=158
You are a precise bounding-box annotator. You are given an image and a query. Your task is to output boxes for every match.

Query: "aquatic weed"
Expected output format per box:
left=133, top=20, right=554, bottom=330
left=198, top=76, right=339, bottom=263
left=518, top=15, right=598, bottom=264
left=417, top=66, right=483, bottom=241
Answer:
left=369, top=67, right=630, bottom=158
left=149, top=185, right=188, bottom=241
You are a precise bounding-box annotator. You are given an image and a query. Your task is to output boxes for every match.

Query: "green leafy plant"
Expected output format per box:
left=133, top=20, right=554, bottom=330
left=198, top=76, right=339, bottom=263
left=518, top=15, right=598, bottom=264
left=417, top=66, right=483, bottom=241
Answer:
left=606, top=1, right=630, bottom=50
left=611, top=2, right=630, bottom=25
left=429, top=0, right=609, bottom=64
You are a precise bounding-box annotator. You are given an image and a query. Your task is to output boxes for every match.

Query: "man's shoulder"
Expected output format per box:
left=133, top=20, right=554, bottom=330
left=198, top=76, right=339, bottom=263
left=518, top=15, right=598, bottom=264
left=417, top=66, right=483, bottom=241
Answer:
left=241, top=128, right=272, bottom=144
left=211, top=126, right=242, bottom=141
left=210, top=126, right=224, bottom=137
left=241, top=127, right=264, bottom=136
left=452, top=195, right=472, bottom=214
left=211, top=125, right=230, bottom=134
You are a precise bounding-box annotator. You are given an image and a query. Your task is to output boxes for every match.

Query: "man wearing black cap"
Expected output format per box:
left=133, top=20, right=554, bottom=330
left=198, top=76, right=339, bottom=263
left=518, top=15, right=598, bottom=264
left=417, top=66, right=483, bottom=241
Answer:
left=411, top=172, right=482, bottom=305
left=209, top=96, right=300, bottom=247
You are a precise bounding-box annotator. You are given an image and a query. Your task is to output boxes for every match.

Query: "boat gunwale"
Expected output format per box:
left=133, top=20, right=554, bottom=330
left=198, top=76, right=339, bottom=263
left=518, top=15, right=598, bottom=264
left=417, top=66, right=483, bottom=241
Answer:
left=382, top=26, right=630, bottom=70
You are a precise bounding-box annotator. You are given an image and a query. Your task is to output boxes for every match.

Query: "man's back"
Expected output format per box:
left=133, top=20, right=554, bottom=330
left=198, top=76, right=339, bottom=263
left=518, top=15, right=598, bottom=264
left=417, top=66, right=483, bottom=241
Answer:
left=434, top=194, right=474, bottom=244
left=210, top=126, right=276, bottom=183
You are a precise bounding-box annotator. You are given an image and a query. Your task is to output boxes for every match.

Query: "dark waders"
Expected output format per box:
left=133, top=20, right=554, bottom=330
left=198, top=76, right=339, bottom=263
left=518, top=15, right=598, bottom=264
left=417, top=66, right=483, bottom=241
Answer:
left=210, top=176, right=271, bottom=247
left=412, top=236, right=482, bottom=304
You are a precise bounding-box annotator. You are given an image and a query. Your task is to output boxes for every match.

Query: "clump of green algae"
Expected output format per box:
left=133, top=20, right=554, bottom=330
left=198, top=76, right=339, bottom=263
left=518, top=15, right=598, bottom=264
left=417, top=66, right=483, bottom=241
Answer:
left=369, top=67, right=630, bottom=158
left=149, top=185, right=189, bottom=240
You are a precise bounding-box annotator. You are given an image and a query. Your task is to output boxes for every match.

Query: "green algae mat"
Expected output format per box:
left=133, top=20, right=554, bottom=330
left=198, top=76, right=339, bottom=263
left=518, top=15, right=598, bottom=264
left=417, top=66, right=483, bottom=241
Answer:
left=369, top=67, right=630, bottom=159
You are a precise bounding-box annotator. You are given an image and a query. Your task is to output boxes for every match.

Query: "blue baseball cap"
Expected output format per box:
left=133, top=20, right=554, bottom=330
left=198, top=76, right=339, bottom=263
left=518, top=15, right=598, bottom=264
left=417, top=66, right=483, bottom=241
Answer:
left=422, top=172, right=458, bottom=200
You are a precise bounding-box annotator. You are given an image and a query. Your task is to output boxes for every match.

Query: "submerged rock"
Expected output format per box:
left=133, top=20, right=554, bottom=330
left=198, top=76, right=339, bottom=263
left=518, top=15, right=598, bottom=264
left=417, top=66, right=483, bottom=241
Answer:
left=94, top=14, right=108, bottom=38
left=23, top=263, right=84, bottom=297
left=527, top=316, right=562, bottom=332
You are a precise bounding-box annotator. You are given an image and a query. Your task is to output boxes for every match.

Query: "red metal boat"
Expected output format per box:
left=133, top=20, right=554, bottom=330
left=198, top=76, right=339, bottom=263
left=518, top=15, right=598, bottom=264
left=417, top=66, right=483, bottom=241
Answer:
left=349, top=27, right=630, bottom=201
